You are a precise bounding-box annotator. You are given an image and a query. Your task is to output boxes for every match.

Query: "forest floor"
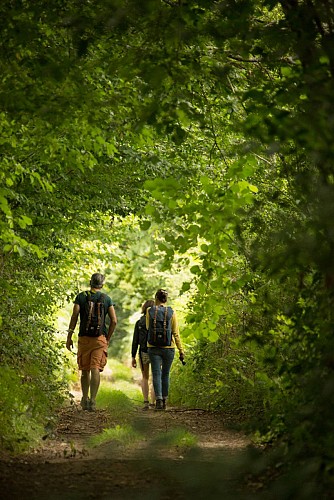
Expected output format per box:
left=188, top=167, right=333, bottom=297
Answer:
left=0, top=396, right=275, bottom=500
left=0, top=361, right=281, bottom=500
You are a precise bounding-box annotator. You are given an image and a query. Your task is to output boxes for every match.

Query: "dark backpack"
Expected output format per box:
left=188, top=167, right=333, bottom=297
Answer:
left=147, top=305, right=173, bottom=347
left=83, top=291, right=106, bottom=337
left=137, top=315, right=149, bottom=352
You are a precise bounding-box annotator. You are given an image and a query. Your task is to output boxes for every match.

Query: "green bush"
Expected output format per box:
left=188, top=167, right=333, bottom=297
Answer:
left=0, top=365, right=56, bottom=452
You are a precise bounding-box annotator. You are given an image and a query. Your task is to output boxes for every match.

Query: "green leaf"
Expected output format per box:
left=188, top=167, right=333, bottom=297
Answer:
left=168, top=199, right=178, bottom=209
left=180, top=281, right=191, bottom=293
left=208, top=330, right=219, bottom=342
left=18, top=216, right=33, bottom=229
left=281, top=66, right=292, bottom=77
left=0, top=194, right=11, bottom=215
left=145, top=205, right=157, bottom=216
left=140, top=220, right=151, bottom=231
left=190, top=265, right=201, bottom=275
left=248, top=183, right=258, bottom=193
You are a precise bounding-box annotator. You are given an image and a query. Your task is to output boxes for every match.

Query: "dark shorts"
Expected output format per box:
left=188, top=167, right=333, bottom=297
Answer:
left=77, top=336, right=108, bottom=372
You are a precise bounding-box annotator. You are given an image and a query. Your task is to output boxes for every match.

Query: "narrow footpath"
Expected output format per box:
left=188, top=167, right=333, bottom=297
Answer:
left=0, top=395, right=271, bottom=500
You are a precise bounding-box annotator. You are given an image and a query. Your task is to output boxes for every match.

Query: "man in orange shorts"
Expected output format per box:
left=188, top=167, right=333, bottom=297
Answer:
left=66, top=273, right=117, bottom=411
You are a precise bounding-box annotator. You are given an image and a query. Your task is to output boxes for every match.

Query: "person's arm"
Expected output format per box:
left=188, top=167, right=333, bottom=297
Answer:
left=131, top=321, right=140, bottom=368
left=66, top=304, right=80, bottom=351
left=171, top=312, right=185, bottom=360
left=106, top=305, right=117, bottom=343
left=146, top=308, right=150, bottom=329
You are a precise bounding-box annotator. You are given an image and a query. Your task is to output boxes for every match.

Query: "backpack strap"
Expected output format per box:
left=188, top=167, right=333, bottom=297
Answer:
left=153, top=306, right=158, bottom=344
left=97, top=294, right=105, bottom=332
left=163, top=306, right=168, bottom=344
left=85, top=291, right=93, bottom=334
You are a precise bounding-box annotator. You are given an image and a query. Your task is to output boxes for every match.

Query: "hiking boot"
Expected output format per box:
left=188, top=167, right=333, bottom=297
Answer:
left=88, top=400, right=96, bottom=412
left=162, top=398, right=167, bottom=410
left=80, top=398, right=90, bottom=411
left=143, top=401, right=149, bottom=411
left=155, top=399, right=164, bottom=411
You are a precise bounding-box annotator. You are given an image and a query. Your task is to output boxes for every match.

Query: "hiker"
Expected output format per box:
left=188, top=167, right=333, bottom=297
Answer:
left=131, top=299, right=156, bottom=410
left=66, top=273, right=117, bottom=411
left=147, top=289, right=185, bottom=411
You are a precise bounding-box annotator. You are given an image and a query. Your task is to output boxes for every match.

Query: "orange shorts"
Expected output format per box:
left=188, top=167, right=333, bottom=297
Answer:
left=77, top=336, right=108, bottom=372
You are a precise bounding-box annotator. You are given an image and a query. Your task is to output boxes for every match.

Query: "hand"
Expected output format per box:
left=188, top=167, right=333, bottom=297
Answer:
left=131, top=357, right=137, bottom=368
left=179, top=352, right=185, bottom=361
left=66, top=339, right=73, bottom=351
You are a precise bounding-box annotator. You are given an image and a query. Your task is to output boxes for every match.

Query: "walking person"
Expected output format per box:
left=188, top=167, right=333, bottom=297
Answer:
left=147, top=289, right=185, bottom=411
left=66, top=273, right=117, bottom=411
left=131, top=300, right=155, bottom=410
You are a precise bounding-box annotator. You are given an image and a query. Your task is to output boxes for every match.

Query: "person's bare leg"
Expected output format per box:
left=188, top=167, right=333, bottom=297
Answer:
left=141, top=363, right=150, bottom=402
left=81, top=370, right=90, bottom=409
left=90, top=368, right=100, bottom=407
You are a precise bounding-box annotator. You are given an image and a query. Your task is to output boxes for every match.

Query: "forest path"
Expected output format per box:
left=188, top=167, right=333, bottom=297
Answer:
left=0, top=396, right=268, bottom=500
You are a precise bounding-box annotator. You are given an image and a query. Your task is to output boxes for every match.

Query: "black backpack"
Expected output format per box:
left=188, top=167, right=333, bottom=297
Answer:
left=82, top=291, right=106, bottom=337
left=147, top=305, right=173, bottom=347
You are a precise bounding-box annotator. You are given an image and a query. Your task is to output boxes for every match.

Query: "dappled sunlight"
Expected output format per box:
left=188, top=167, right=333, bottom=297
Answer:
left=2, top=0, right=334, bottom=497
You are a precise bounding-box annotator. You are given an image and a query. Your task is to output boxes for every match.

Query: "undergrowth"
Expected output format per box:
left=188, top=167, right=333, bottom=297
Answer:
left=88, top=424, right=142, bottom=447
left=0, top=364, right=64, bottom=452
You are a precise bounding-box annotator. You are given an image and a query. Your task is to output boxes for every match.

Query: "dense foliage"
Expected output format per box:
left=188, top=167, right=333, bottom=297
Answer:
left=1, top=0, right=334, bottom=494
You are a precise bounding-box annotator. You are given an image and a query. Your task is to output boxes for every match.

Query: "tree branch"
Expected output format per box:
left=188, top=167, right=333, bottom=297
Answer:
left=228, top=54, right=261, bottom=63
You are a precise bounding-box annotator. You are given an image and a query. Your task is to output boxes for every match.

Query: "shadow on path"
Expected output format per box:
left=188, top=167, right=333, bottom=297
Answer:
left=0, top=397, right=282, bottom=499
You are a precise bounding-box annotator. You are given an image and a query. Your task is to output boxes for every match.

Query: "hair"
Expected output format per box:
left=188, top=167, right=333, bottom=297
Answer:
left=155, top=289, right=168, bottom=303
left=141, top=299, right=154, bottom=314
left=90, top=273, right=105, bottom=289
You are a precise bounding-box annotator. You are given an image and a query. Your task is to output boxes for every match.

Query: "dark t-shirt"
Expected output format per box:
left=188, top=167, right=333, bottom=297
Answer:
left=74, top=290, right=114, bottom=337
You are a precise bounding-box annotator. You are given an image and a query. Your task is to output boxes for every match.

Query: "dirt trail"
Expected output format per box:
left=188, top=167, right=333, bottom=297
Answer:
left=0, top=398, right=263, bottom=500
